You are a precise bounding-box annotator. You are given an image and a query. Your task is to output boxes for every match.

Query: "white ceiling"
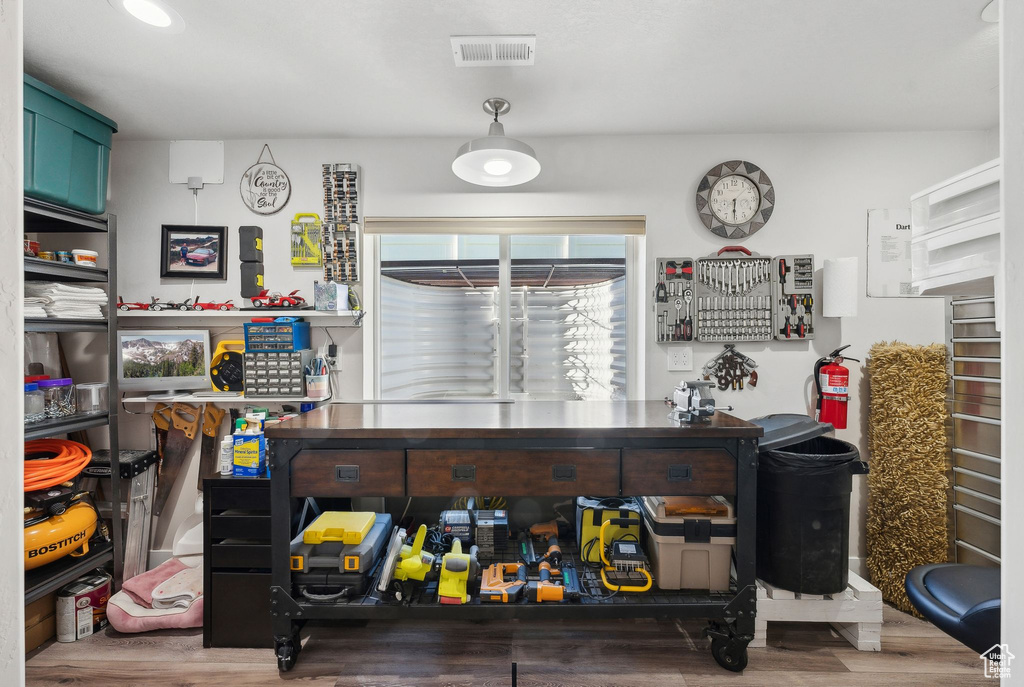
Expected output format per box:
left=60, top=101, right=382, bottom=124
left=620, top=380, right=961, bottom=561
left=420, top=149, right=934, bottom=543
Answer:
left=24, top=0, right=999, bottom=140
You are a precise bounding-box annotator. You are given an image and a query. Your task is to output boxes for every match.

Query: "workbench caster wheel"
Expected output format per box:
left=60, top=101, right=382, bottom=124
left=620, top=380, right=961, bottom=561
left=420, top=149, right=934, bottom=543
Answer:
left=711, top=636, right=748, bottom=672
left=276, top=640, right=298, bottom=672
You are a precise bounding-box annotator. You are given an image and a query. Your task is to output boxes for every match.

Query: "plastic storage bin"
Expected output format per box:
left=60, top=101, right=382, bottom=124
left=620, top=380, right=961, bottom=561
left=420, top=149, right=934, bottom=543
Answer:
left=23, top=74, right=118, bottom=214
left=38, top=378, right=76, bottom=418
left=641, top=496, right=736, bottom=591
left=24, top=383, right=45, bottom=424
left=752, top=414, right=867, bottom=595
left=76, top=382, right=108, bottom=415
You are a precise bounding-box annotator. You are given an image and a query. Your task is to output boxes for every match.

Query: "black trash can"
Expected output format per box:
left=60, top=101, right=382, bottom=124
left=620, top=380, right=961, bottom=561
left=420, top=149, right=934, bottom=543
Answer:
left=752, top=413, right=868, bottom=595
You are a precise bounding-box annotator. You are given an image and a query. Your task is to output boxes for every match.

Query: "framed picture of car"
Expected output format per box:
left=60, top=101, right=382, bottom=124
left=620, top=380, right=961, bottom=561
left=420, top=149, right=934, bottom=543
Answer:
left=160, top=225, right=228, bottom=280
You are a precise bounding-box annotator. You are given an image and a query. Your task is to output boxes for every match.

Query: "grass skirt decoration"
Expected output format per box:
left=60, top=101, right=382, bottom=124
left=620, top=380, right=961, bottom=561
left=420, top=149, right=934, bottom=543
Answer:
left=866, top=342, right=949, bottom=614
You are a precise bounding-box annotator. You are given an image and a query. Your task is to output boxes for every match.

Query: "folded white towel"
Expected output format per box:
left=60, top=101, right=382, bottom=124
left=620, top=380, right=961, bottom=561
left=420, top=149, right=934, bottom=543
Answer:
left=151, top=566, right=203, bottom=610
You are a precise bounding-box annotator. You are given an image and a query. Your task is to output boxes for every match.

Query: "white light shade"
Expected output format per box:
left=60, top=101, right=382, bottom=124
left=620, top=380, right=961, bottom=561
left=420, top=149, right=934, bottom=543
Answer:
left=452, top=120, right=540, bottom=187
left=823, top=257, right=859, bottom=317
left=108, top=0, right=186, bottom=32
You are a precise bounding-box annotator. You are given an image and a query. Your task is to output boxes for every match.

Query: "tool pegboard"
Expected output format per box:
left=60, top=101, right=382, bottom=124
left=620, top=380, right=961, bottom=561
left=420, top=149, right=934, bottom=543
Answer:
left=695, top=246, right=774, bottom=342
left=321, top=163, right=360, bottom=283
left=773, top=254, right=815, bottom=340
left=654, top=257, right=694, bottom=342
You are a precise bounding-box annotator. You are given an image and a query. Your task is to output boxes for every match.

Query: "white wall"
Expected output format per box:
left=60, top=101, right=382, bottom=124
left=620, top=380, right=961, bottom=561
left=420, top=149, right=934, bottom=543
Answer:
left=1000, top=0, right=1021, bottom=680
left=110, top=131, right=993, bottom=559
left=0, top=0, right=26, bottom=679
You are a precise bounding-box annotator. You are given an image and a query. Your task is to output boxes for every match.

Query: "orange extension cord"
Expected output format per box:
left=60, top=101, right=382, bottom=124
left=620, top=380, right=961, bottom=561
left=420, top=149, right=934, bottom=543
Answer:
left=24, top=439, right=92, bottom=492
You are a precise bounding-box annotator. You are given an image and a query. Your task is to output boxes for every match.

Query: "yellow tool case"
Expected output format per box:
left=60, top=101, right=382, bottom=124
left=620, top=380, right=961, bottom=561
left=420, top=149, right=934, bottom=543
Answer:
left=302, top=511, right=375, bottom=545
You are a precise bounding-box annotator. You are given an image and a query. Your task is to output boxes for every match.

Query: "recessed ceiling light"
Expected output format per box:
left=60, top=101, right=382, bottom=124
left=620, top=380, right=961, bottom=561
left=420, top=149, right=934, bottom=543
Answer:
left=108, top=0, right=185, bottom=33
left=981, top=0, right=998, bottom=22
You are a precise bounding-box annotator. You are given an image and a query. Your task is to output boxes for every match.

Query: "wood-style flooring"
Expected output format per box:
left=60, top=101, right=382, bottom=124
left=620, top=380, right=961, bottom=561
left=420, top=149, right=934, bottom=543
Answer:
left=25, top=605, right=991, bottom=686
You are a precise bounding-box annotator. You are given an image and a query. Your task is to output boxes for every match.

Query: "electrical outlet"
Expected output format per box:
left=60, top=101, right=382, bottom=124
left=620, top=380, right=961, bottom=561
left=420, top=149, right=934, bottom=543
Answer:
left=667, top=346, right=693, bottom=371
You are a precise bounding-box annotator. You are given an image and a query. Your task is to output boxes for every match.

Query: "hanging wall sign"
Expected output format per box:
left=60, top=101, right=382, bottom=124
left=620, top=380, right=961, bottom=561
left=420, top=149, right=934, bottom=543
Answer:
left=240, top=144, right=290, bottom=215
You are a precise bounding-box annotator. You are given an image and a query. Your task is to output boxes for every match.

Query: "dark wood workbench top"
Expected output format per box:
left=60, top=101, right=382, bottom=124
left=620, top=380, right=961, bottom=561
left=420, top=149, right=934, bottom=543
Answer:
left=265, top=401, right=762, bottom=440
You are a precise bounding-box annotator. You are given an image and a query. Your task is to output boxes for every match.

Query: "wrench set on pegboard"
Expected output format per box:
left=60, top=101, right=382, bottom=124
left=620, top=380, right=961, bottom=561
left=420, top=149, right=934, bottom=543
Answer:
left=654, top=247, right=816, bottom=344
left=321, top=163, right=361, bottom=283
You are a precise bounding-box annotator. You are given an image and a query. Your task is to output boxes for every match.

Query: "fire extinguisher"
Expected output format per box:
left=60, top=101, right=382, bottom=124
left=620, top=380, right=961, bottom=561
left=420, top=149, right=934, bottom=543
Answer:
left=814, top=345, right=860, bottom=430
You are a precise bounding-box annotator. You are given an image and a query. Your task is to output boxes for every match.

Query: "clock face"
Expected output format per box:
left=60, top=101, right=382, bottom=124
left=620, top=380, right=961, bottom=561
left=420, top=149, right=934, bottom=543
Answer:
left=696, top=161, right=775, bottom=239
left=709, top=175, right=760, bottom=226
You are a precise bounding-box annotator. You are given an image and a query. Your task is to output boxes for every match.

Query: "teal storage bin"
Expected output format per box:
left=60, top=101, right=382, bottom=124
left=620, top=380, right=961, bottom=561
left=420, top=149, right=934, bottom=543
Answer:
left=23, top=74, right=117, bottom=215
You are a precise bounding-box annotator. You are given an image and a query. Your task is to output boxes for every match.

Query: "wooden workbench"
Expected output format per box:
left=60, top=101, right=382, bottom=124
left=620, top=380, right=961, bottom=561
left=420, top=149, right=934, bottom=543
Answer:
left=266, top=401, right=762, bottom=672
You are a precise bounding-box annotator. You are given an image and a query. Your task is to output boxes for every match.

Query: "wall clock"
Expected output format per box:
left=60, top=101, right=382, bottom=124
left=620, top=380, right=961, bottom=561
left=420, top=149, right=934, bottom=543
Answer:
left=695, top=160, right=775, bottom=239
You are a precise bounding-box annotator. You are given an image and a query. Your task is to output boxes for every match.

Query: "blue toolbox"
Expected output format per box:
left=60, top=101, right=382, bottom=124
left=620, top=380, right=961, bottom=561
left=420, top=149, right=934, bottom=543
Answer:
left=244, top=320, right=311, bottom=352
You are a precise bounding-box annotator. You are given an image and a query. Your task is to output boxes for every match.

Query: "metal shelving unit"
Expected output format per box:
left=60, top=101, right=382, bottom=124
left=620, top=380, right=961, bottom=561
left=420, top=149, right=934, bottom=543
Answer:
left=23, top=198, right=122, bottom=600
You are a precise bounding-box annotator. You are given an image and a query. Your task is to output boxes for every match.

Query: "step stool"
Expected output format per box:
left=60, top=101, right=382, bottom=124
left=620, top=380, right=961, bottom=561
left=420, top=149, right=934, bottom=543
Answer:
left=751, top=572, right=883, bottom=651
left=83, top=450, right=159, bottom=581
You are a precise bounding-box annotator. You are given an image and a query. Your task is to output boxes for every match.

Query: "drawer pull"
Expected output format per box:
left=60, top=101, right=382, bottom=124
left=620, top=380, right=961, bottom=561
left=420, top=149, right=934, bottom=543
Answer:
left=335, top=465, right=360, bottom=483
left=452, top=464, right=476, bottom=482
left=668, top=464, right=692, bottom=482
left=552, top=464, right=577, bottom=482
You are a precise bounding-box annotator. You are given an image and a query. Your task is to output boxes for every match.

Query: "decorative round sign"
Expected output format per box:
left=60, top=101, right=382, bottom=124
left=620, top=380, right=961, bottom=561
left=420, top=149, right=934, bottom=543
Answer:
left=240, top=144, right=290, bottom=215
left=695, top=160, right=775, bottom=239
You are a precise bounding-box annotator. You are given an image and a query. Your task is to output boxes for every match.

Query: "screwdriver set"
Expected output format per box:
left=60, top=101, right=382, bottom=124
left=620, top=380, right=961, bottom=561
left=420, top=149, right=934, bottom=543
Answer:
left=654, top=257, right=695, bottom=342
left=772, top=254, right=815, bottom=340
left=653, top=248, right=816, bottom=344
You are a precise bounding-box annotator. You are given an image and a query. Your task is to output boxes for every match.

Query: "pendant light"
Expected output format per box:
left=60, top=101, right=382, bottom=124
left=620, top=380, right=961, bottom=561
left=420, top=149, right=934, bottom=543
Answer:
left=452, top=98, right=540, bottom=187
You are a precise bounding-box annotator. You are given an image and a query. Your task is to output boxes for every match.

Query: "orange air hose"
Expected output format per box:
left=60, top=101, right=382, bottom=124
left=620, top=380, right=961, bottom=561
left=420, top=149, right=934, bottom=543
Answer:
left=24, top=439, right=92, bottom=492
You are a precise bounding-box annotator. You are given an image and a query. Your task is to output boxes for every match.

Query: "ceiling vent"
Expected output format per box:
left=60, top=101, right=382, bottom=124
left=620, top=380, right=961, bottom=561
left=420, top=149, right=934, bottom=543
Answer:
left=451, top=35, right=536, bottom=67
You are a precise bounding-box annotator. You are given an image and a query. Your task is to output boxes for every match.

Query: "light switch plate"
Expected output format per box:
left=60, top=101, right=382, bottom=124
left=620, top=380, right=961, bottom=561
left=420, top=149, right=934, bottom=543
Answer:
left=667, top=346, right=693, bottom=371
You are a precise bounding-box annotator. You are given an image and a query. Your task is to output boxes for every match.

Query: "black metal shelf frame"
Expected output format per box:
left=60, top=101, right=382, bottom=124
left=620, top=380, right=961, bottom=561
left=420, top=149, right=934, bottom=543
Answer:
left=25, top=541, right=114, bottom=604
left=23, top=201, right=122, bottom=601
left=25, top=257, right=108, bottom=283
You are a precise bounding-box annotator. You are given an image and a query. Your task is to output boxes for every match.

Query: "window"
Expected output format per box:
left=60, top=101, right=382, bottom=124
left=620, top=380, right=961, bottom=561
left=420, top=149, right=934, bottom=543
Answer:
left=374, top=230, right=636, bottom=401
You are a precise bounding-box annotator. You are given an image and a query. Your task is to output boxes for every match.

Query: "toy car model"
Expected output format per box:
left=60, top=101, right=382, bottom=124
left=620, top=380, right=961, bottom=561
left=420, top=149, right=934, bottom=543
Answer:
left=185, top=247, right=217, bottom=266
left=116, top=297, right=153, bottom=312
left=150, top=297, right=193, bottom=312
left=192, top=297, right=235, bottom=311
left=250, top=290, right=306, bottom=308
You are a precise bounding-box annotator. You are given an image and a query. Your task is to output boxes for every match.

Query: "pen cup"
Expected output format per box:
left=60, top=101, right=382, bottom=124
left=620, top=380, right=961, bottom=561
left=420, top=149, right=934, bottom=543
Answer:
left=305, top=374, right=330, bottom=400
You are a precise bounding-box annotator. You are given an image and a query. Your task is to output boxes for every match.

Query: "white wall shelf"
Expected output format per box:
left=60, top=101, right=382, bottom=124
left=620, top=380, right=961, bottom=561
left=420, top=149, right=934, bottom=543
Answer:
left=117, top=309, right=361, bottom=319
left=120, top=394, right=322, bottom=405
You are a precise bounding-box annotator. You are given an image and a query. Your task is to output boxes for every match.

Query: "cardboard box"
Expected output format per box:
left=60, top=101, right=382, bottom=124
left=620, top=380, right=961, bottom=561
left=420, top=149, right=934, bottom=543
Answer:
left=25, top=592, right=56, bottom=653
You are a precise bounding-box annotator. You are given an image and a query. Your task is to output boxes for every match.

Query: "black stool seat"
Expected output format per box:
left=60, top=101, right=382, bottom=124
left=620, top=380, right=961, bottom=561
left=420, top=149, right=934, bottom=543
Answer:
left=905, top=563, right=1000, bottom=655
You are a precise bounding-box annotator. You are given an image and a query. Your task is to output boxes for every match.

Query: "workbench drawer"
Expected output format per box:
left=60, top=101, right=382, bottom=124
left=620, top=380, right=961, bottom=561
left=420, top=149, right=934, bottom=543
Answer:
left=209, top=485, right=270, bottom=512
left=406, top=449, right=619, bottom=497
left=210, top=543, right=271, bottom=569
left=290, top=449, right=405, bottom=497
left=621, top=449, right=735, bottom=496
left=209, top=513, right=271, bottom=540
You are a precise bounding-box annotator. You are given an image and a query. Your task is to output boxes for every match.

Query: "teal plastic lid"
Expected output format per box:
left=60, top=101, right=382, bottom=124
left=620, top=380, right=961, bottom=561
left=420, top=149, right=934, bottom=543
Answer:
left=23, top=74, right=118, bottom=132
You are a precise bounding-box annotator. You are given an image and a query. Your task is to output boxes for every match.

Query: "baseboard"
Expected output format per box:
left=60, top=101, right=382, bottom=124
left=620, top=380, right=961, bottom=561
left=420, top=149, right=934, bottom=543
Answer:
left=149, top=549, right=173, bottom=569
left=849, top=556, right=868, bottom=579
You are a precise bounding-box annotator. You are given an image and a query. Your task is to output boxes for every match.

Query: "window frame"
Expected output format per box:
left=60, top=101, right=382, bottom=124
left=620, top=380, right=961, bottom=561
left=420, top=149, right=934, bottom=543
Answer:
left=363, top=222, right=645, bottom=402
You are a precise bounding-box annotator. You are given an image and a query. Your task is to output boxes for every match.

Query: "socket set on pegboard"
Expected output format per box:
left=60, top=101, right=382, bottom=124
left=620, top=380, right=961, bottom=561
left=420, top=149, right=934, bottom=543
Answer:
left=653, top=248, right=816, bottom=344
left=654, top=257, right=695, bottom=342
left=322, top=163, right=360, bottom=283
left=773, top=254, right=815, bottom=340
left=696, top=248, right=774, bottom=342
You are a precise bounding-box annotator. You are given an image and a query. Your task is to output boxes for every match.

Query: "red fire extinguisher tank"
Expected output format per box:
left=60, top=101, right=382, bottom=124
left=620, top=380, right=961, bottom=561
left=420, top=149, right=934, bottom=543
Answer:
left=814, top=345, right=859, bottom=431
left=818, top=360, right=850, bottom=429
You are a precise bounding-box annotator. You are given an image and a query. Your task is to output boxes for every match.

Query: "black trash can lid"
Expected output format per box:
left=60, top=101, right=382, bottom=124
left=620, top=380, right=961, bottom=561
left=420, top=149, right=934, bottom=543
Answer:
left=751, top=413, right=834, bottom=452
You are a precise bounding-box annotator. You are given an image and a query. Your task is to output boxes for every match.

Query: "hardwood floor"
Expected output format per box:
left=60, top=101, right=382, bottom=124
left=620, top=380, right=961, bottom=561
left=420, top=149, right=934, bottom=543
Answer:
left=26, top=605, right=991, bottom=686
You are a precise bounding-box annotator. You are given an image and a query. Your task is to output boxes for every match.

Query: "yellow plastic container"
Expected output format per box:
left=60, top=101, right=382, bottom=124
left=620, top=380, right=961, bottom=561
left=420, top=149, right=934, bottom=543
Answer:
left=302, top=512, right=375, bottom=545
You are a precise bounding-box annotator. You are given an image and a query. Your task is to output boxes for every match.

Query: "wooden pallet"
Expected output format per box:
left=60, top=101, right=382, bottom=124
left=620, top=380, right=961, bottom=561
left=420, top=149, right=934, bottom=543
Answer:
left=751, top=572, right=883, bottom=651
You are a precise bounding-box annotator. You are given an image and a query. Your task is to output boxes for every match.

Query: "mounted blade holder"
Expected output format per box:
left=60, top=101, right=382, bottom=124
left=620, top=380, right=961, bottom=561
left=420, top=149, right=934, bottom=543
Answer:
left=152, top=403, right=201, bottom=516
